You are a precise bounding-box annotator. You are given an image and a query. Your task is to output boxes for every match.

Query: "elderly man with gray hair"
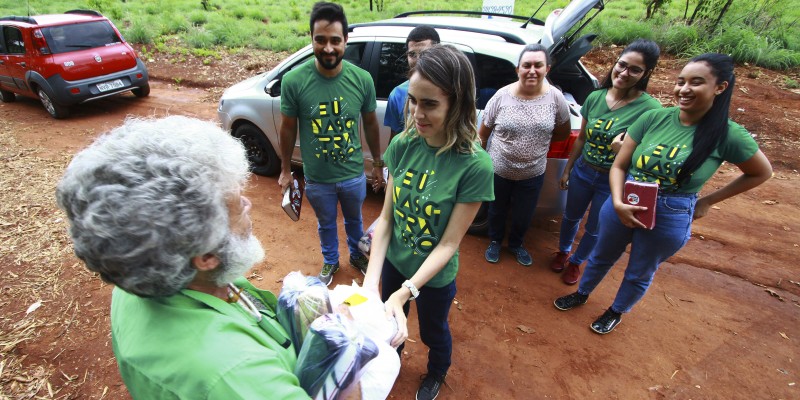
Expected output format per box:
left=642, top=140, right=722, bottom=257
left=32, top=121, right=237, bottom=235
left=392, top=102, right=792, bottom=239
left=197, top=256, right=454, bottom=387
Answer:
left=56, top=116, right=311, bottom=399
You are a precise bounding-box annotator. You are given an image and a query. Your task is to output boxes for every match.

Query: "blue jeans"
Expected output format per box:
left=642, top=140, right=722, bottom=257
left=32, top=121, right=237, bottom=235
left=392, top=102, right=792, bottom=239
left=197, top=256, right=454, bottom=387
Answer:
left=558, top=157, right=611, bottom=265
left=577, top=191, right=696, bottom=313
left=304, top=174, right=367, bottom=265
left=381, top=258, right=456, bottom=377
left=488, top=173, right=545, bottom=249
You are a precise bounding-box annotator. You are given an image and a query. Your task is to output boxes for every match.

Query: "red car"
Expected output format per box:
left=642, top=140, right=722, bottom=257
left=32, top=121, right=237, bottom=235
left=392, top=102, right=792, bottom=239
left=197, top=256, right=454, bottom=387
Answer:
left=0, top=9, right=149, bottom=118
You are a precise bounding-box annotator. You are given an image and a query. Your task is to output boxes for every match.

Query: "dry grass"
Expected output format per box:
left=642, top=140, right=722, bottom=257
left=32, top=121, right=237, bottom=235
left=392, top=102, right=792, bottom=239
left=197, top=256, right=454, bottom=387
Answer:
left=0, top=119, right=98, bottom=399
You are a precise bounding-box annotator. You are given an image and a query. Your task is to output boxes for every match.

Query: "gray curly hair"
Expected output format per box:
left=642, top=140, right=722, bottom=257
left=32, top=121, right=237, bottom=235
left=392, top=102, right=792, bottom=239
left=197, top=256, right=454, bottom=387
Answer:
left=56, top=116, right=250, bottom=297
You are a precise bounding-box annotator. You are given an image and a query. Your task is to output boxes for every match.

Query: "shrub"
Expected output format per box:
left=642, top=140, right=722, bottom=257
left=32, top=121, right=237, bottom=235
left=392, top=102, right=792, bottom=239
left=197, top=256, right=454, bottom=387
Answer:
left=123, top=18, right=156, bottom=45
left=189, top=11, right=208, bottom=26
left=182, top=27, right=216, bottom=49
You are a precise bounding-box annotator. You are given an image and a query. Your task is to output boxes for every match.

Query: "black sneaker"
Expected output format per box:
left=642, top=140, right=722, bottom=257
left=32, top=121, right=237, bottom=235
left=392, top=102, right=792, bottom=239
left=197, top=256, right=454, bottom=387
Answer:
left=318, top=262, right=339, bottom=286
left=349, top=254, right=368, bottom=275
left=554, top=292, right=588, bottom=311
left=590, top=308, right=622, bottom=334
left=416, top=373, right=446, bottom=400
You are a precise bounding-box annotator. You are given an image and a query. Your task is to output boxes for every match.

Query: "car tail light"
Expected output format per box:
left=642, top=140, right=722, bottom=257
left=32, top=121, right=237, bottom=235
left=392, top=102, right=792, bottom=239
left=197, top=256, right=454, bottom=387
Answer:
left=136, top=73, right=143, bottom=79
left=32, top=29, right=52, bottom=55
left=70, top=88, right=80, bottom=94
left=547, top=129, right=579, bottom=159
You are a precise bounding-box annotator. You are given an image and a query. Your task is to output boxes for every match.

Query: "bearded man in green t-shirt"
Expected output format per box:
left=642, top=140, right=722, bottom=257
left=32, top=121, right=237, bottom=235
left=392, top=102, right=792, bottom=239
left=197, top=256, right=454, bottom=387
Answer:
left=278, top=2, right=384, bottom=286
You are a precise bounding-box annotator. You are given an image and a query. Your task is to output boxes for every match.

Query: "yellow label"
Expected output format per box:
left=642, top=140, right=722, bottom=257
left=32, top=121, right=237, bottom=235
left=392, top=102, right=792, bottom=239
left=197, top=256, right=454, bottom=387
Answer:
left=343, top=293, right=368, bottom=306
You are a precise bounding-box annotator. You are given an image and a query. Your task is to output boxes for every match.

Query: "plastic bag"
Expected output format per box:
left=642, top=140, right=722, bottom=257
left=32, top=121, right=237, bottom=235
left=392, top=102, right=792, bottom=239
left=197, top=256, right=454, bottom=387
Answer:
left=295, top=313, right=379, bottom=400
left=330, top=284, right=400, bottom=400
left=277, top=271, right=332, bottom=353
left=358, top=219, right=379, bottom=256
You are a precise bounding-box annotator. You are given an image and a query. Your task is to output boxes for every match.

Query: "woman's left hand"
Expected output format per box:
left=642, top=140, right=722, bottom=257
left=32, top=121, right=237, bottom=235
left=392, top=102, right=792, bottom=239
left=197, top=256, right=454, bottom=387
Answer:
left=613, top=202, right=648, bottom=229
left=693, top=197, right=711, bottom=220
left=384, top=291, right=409, bottom=348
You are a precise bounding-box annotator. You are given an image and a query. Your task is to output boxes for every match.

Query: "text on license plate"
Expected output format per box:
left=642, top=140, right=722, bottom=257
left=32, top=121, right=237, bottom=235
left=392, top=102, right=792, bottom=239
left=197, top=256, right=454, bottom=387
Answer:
left=97, top=79, right=125, bottom=92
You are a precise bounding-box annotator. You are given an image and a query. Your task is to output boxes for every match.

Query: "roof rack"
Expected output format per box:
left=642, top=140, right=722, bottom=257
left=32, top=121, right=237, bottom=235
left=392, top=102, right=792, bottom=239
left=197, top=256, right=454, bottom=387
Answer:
left=0, top=16, right=37, bottom=24
left=394, top=10, right=544, bottom=26
left=349, top=20, right=530, bottom=45
left=65, top=9, right=103, bottom=17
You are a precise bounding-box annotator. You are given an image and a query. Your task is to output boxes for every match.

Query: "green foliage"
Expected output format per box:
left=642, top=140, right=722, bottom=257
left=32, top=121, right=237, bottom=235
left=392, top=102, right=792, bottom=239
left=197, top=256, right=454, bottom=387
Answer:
left=189, top=11, right=209, bottom=26
left=785, top=78, right=800, bottom=89
left=122, top=18, right=156, bottom=45
left=164, top=15, right=191, bottom=34
left=0, top=0, right=795, bottom=69
left=182, top=26, right=215, bottom=49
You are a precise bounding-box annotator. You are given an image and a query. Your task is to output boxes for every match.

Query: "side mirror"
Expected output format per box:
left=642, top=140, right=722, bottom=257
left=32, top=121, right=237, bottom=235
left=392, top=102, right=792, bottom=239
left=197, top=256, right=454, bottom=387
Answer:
left=265, top=79, right=281, bottom=97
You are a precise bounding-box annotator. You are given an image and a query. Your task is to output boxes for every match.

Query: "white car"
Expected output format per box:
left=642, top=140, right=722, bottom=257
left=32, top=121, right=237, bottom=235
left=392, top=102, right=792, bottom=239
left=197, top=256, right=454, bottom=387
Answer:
left=218, top=0, right=604, bottom=233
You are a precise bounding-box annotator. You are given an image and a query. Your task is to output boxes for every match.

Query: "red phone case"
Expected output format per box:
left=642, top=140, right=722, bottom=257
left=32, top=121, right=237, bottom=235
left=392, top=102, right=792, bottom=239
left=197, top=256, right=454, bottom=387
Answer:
left=623, top=181, right=658, bottom=229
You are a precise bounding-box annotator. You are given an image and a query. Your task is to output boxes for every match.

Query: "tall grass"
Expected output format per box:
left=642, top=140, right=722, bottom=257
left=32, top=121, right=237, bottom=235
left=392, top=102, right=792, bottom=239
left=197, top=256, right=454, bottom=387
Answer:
left=0, top=0, right=796, bottom=69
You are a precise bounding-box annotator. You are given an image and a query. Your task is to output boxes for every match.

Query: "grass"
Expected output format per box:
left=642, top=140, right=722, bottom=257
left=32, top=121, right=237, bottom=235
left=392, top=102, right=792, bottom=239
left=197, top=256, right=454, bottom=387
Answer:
left=0, top=0, right=797, bottom=69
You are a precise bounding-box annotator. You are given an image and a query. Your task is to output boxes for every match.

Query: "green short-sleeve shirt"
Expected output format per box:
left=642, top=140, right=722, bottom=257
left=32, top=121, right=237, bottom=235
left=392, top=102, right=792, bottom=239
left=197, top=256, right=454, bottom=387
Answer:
left=383, top=134, right=495, bottom=288
left=580, top=89, right=662, bottom=168
left=281, top=60, right=377, bottom=183
left=626, top=107, right=759, bottom=193
left=111, top=278, right=310, bottom=399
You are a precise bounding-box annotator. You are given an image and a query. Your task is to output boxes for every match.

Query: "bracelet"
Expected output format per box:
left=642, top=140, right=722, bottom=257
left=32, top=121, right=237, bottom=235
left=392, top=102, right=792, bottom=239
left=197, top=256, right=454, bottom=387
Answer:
left=372, top=160, right=385, bottom=168
left=402, top=280, right=420, bottom=300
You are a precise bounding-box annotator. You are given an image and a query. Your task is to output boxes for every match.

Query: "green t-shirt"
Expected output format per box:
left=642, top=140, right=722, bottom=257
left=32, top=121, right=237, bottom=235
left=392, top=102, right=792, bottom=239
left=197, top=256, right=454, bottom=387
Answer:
left=383, top=133, right=495, bottom=288
left=580, top=88, right=662, bottom=168
left=111, top=278, right=310, bottom=399
left=626, top=107, right=759, bottom=193
left=281, top=60, right=377, bottom=183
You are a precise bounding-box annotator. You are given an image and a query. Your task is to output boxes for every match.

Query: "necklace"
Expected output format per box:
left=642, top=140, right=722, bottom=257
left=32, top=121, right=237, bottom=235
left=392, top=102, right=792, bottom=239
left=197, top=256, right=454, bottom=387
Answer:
left=608, top=90, right=635, bottom=111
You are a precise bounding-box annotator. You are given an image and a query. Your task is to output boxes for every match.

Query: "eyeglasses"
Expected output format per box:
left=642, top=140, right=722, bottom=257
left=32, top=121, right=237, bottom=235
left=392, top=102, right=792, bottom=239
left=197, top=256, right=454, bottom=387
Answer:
left=615, top=60, right=645, bottom=76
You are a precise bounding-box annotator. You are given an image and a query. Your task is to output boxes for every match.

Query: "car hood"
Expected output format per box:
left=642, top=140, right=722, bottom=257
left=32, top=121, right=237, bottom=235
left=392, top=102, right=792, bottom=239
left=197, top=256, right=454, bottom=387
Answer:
left=540, top=0, right=603, bottom=50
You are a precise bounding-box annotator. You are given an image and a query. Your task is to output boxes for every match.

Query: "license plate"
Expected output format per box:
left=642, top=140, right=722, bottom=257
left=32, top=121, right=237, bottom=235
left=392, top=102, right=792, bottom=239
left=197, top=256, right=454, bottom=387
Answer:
left=96, top=79, right=125, bottom=92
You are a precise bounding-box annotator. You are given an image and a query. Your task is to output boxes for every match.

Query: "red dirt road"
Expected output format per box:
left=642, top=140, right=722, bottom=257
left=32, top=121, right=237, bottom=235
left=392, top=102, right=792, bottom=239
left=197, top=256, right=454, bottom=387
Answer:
left=0, top=49, right=798, bottom=400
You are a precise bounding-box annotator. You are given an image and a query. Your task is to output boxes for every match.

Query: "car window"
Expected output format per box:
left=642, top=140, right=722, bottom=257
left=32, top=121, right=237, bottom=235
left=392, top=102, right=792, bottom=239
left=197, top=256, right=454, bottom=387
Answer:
left=42, top=21, right=121, bottom=54
left=2, top=27, right=25, bottom=54
left=475, top=53, right=517, bottom=109
left=343, top=42, right=366, bottom=66
left=375, top=42, right=407, bottom=100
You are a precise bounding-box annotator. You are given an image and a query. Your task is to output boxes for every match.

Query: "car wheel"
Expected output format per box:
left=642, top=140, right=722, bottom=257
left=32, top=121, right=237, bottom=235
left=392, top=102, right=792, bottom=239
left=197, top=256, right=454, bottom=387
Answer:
left=0, top=89, right=15, bottom=103
left=37, top=87, right=69, bottom=119
left=132, top=83, right=150, bottom=98
left=232, top=123, right=280, bottom=176
left=467, top=202, right=490, bottom=236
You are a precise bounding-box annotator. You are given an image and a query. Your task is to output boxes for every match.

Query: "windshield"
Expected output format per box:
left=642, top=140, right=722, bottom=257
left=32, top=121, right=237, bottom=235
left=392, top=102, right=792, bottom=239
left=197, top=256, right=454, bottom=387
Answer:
left=42, top=21, right=122, bottom=54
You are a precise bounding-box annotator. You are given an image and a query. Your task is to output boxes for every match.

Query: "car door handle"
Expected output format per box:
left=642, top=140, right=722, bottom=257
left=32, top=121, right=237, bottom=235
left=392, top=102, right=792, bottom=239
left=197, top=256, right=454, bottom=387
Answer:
left=17, top=62, right=26, bottom=67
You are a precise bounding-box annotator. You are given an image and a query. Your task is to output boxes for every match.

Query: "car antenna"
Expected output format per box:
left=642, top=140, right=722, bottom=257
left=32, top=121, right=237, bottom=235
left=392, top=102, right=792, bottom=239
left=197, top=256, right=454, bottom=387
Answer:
left=521, top=0, right=548, bottom=28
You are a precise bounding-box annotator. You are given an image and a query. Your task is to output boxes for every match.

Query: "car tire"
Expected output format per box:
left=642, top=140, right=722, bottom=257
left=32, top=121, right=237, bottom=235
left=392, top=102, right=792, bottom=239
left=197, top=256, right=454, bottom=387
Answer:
left=233, top=123, right=280, bottom=176
left=467, top=202, right=490, bottom=236
left=37, top=87, right=69, bottom=119
left=0, top=89, right=15, bottom=103
left=132, top=83, right=150, bottom=98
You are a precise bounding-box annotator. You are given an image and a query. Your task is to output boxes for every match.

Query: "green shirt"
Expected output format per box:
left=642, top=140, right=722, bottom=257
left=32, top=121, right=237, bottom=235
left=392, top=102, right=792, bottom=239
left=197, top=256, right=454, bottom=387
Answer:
left=111, top=278, right=310, bottom=400
left=281, top=60, right=377, bottom=183
left=626, top=107, right=759, bottom=193
left=580, top=88, right=662, bottom=168
left=384, top=134, right=495, bottom=288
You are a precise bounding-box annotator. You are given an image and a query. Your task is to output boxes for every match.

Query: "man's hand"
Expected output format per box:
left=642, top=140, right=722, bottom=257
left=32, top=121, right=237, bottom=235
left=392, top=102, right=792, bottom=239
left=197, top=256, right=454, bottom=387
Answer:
left=371, top=166, right=385, bottom=192
left=278, top=170, right=292, bottom=192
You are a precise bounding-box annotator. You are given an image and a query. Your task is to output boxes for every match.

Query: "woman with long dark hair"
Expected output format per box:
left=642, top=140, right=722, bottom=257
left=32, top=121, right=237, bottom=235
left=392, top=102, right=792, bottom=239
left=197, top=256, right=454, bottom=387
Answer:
left=554, top=53, right=772, bottom=334
left=551, top=39, right=662, bottom=285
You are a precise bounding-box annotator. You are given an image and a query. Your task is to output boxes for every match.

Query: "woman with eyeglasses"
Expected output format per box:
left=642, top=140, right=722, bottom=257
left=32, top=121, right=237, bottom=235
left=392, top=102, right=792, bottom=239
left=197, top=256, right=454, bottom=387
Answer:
left=554, top=53, right=772, bottom=334
left=551, top=39, right=663, bottom=285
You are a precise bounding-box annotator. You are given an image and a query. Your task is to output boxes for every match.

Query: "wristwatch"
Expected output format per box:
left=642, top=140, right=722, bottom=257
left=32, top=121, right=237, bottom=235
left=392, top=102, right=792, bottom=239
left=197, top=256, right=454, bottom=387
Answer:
left=372, top=159, right=385, bottom=168
left=403, top=280, right=420, bottom=300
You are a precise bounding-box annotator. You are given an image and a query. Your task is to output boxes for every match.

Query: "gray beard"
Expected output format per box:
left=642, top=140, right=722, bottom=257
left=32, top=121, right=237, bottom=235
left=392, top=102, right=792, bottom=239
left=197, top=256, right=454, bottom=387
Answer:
left=212, top=233, right=266, bottom=286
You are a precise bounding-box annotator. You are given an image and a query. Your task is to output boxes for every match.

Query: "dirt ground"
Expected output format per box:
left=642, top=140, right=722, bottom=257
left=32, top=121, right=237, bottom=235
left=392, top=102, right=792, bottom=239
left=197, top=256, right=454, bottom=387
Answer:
left=0, top=45, right=798, bottom=400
